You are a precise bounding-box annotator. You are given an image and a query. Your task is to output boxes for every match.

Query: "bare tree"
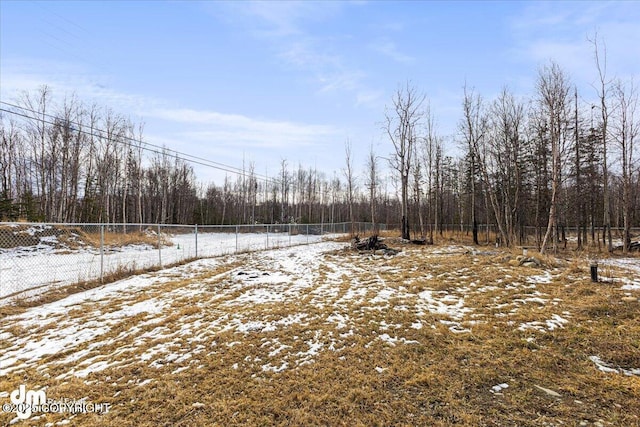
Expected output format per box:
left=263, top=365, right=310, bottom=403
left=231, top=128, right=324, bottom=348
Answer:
left=329, top=172, right=340, bottom=224
left=460, top=84, right=486, bottom=245
left=484, top=87, right=525, bottom=247
left=422, top=111, right=436, bottom=243
left=365, top=144, right=379, bottom=226
left=133, top=123, right=145, bottom=225
left=385, top=81, right=425, bottom=240
left=248, top=162, right=257, bottom=223
left=537, top=62, right=571, bottom=255
left=19, top=85, right=52, bottom=219
left=434, top=142, right=445, bottom=237
left=220, top=175, right=231, bottom=225
left=590, top=34, right=613, bottom=251
left=612, top=78, right=638, bottom=252
left=411, top=142, right=424, bottom=238
left=306, top=167, right=319, bottom=223
left=0, top=117, right=22, bottom=219
left=279, top=159, right=290, bottom=223
left=343, top=139, right=356, bottom=233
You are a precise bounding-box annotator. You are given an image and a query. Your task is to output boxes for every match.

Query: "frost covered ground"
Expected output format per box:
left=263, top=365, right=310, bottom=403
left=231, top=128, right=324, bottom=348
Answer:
left=0, top=240, right=639, bottom=426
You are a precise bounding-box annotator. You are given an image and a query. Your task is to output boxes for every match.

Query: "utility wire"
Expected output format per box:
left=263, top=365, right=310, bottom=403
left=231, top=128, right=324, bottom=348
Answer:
left=0, top=101, right=278, bottom=184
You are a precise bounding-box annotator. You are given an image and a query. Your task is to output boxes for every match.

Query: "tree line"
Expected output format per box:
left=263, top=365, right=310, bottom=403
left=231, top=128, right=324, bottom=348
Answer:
left=385, top=44, right=638, bottom=253
left=0, top=88, right=399, bottom=226
left=1, top=40, right=638, bottom=252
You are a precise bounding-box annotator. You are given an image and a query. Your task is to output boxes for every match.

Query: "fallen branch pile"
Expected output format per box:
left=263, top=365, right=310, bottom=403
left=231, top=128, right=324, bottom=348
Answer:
left=351, top=235, right=399, bottom=255
left=613, top=241, right=640, bottom=252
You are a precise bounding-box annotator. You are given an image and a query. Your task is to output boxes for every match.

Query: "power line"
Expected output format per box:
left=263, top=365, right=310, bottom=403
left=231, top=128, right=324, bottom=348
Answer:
left=0, top=104, right=256, bottom=179
left=0, top=100, right=273, bottom=181
left=0, top=101, right=278, bottom=184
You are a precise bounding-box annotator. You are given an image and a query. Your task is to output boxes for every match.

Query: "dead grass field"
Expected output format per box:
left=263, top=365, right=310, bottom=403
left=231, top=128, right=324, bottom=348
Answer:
left=1, top=236, right=639, bottom=426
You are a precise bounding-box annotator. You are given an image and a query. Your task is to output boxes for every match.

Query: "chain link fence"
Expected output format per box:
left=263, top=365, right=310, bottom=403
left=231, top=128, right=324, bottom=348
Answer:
left=400, top=223, right=640, bottom=248
left=0, top=221, right=384, bottom=302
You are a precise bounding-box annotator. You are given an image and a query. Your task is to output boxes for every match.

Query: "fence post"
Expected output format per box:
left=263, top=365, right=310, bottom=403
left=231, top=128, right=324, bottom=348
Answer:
left=289, top=223, right=292, bottom=246
left=306, top=224, right=309, bottom=243
left=100, top=224, right=104, bottom=283
left=590, top=262, right=599, bottom=283
left=195, top=224, right=198, bottom=258
left=158, top=223, right=162, bottom=268
left=266, top=225, right=269, bottom=249
left=235, top=225, right=239, bottom=253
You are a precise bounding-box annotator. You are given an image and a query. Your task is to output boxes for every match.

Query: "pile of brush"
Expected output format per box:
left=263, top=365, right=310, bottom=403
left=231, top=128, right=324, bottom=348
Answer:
left=351, top=235, right=399, bottom=255
left=613, top=241, right=640, bottom=251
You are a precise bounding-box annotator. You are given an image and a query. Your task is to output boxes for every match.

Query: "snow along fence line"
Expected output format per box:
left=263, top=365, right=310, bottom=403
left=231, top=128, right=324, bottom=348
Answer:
left=0, top=221, right=385, bottom=302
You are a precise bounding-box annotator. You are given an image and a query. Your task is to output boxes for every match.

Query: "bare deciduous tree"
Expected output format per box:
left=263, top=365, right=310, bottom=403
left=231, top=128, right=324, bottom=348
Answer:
left=485, top=87, right=525, bottom=247
left=591, top=34, right=613, bottom=251
left=343, top=139, right=356, bottom=233
left=537, top=62, right=571, bottom=255
left=386, top=81, right=425, bottom=240
left=365, top=144, right=379, bottom=226
left=612, top=79, right=638, bottom=252
left=419, top=101, right=441, bottom=242
left=460, top=84, right=486, bottom=245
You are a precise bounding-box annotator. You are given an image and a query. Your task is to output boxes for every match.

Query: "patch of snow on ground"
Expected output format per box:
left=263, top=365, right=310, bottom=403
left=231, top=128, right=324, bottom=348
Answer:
left=599, top=258, right=640, bottom=290
left=262, top=362, right=288, bottom=373
left=417, top=290, right=471, bottom=320
left=589, top=355, right=640, bottom=376
left=527, top=271, right=553, bottom=284
left=326, top=313, right=349, bottom=329
left=518, top=314, right=568, bottom=333
left=0, top=232, right=334, bottom=302
left=371, top=287, right=396, bottom=304
left=490, top=383, right=509, bottom=394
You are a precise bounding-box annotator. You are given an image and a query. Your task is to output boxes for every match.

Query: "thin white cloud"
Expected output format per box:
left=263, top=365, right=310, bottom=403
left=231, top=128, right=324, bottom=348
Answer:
left=355, top=89, right=384, bottom=109
left=279, top=41, right=341, bottom=70
left=224, top=1, right=345, bottom=39
left=508, top=2, right=640, bottom=88
left=220, top=1, right=381, bottom=109
left=369, top=39, right=415, bottom=64
left=147, top=107, right=338, bottom=149
left=511, top=1, right=613, bottom=30
left=317, top=69, right=365, bottom=93
left=279, top=41, right=373, bottom=99
left=0, top=58, right=158, bottom=115
left=148, top=107, right=333, bottom=134
left=526, top=40, right=592, bottom=72
left=142, top=108, right=345, bottom=184
left=0, top=56, right=345, bottom=181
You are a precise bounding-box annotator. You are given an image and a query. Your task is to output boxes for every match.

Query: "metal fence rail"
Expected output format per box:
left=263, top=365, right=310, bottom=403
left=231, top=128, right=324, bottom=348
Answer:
left=0, top=222, right=384, bottom=302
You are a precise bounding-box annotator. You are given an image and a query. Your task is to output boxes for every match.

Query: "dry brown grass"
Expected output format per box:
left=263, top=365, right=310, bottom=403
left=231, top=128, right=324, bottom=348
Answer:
left=0, top=223, right=172, bottom=250
left=0, top=257, right=198, bottom=320
left=1, top=241, right=639, bottom=426
left=81, top=230, right=172, bottom=249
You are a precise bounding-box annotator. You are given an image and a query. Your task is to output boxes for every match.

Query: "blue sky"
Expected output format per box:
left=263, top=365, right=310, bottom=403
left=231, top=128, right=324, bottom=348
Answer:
left=1, top=1, right=639, bottom=184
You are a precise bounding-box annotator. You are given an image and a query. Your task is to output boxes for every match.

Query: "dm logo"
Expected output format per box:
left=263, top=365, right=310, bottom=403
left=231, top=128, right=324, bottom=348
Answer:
left=10, top=384, right=46, bottom=420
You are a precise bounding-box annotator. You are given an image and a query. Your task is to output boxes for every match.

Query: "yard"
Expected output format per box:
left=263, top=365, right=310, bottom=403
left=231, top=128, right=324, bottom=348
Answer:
left=1, top=236, right=639, bottom=426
